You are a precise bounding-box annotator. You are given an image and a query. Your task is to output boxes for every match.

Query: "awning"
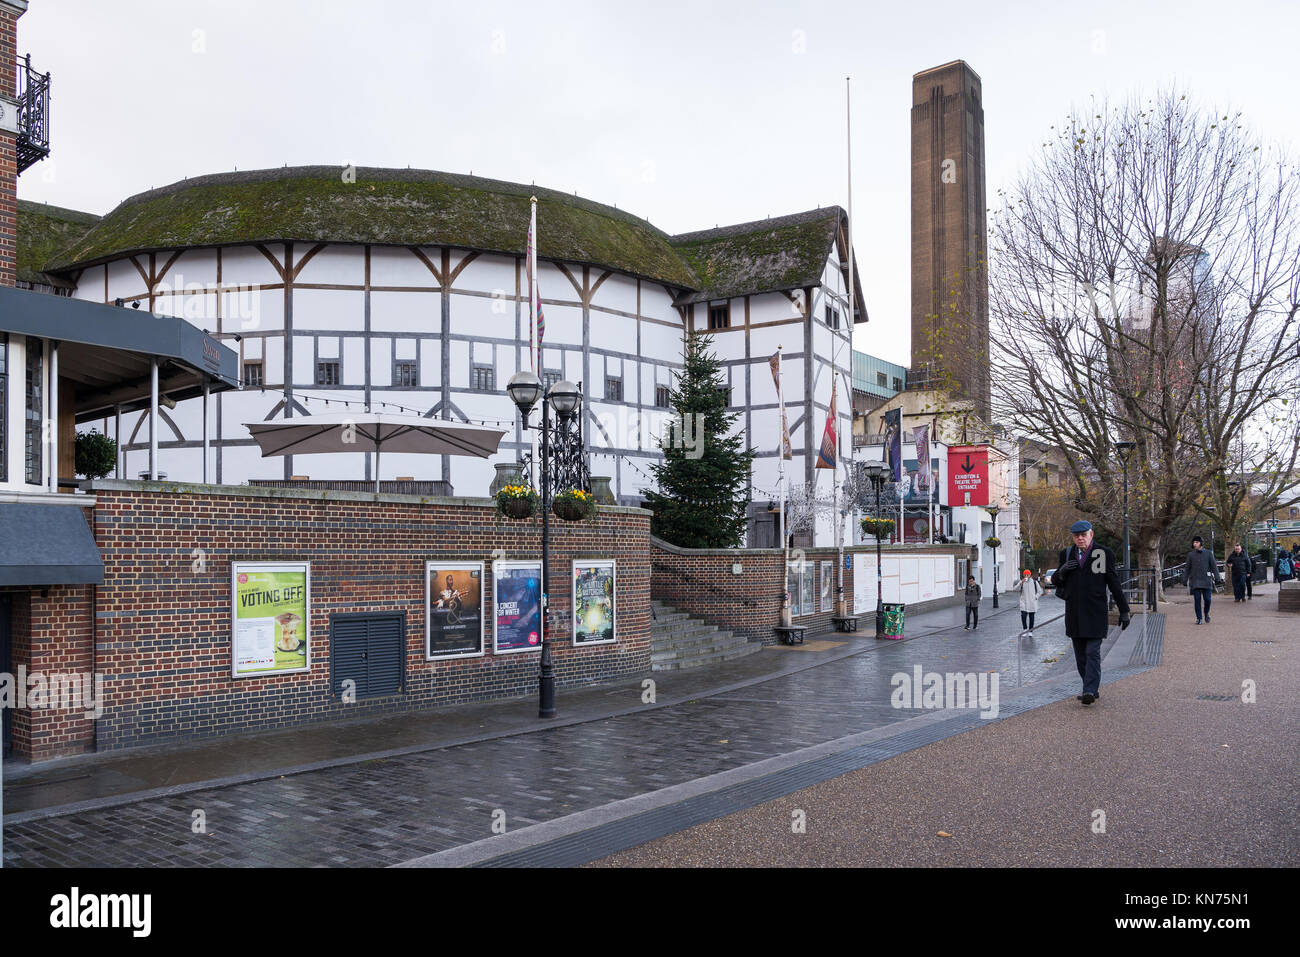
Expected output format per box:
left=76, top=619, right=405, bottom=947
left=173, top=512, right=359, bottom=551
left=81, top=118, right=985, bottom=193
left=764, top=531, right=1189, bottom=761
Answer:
left=0, top=504, right=104, bottom=586
left=0, top=285, right=240, bottom=421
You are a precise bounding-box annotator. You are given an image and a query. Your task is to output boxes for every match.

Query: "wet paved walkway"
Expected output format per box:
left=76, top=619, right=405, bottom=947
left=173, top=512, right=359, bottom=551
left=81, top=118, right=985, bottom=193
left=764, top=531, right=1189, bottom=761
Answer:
left=3, top=598, right=1070, bottom=866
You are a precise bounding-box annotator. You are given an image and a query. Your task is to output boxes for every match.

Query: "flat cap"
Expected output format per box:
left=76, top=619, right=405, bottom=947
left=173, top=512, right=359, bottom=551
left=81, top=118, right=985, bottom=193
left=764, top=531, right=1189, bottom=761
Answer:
left=1069, top=520, right=1092, bottom=533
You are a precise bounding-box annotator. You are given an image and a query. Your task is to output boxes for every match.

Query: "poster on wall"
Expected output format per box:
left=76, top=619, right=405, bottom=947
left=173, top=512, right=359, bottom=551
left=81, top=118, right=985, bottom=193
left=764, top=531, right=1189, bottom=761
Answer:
left=232, top=562, right=310, bottom=678
left=426, top=561, right=484, bottom=659
left=948, top=445, right=989, bottom=506
left=494, top=560, right=543, bottom=654
left=572, top=560, right=616, bottom=645
left=820, top=561, right=834, bottom=612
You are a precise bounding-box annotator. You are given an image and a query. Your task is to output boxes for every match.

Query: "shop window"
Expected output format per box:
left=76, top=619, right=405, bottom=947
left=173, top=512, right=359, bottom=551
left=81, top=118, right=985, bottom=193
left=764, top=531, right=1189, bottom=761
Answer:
left=25, top=344, right=42, bottom=485
left=0, top=334, right=6, bottom=482
left=316, top=360, right=340, bottom=386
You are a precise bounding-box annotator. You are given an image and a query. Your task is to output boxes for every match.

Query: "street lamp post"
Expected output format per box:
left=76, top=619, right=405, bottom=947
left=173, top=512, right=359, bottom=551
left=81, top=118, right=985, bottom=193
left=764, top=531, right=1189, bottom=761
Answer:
left=1116, top=440, right=1136, bottom=590
left=507, top=370, right=583, bottom=720
left=986, top=503, right=1000, bottom=609
left=1206, top=503, right=1217, bottom=584
left=864, top=462, right=889, bottom=637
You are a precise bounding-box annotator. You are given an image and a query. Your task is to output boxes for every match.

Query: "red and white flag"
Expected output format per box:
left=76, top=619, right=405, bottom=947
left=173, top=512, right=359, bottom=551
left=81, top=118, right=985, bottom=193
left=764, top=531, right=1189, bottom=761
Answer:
left=526, top=199, right=545, bottom=372
left=816, top=378, right=838, bottom=469
left=769, top=351, right=792, bottom=460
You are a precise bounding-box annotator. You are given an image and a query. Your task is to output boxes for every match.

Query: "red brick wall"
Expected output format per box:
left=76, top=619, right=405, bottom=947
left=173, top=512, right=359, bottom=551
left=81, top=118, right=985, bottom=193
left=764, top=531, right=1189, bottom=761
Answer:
left=1280, top=583, right=1300, bottom=612
left=0, top=4, right=20, bottom=288
left=650, top=539, right=851, bottom=643
left=7, top=483, right=652, bottom=759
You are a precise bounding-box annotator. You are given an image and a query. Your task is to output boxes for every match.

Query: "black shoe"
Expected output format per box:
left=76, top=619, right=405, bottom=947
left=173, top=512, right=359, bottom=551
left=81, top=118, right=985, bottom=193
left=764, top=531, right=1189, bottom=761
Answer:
left=1205, top=614, right=1211, bottom=623
left=1080, top=692, right=1095, bottom=705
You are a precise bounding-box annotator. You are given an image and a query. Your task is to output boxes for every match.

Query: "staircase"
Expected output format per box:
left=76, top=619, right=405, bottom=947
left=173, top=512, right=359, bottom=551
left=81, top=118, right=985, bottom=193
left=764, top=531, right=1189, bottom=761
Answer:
left=650, top=600, right=763, bottom=672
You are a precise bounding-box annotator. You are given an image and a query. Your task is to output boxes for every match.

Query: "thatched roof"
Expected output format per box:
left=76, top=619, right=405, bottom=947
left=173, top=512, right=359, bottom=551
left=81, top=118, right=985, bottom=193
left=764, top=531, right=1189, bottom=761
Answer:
left=27, top=167, right=860, bottom=307
left=16, top=200, right=101, bottom=288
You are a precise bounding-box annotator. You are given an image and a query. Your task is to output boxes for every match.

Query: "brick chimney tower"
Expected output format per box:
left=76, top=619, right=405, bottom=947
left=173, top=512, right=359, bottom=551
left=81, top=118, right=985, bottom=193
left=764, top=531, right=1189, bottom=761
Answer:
left=0, top=1, right=27, bottom=288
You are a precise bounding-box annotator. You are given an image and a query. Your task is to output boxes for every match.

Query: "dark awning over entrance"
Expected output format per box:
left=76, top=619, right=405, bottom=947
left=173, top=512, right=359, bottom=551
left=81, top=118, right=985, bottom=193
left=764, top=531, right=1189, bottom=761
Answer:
left=0, top=285, right=239, bottom=421
left=0, top=504, right=104, bottom=586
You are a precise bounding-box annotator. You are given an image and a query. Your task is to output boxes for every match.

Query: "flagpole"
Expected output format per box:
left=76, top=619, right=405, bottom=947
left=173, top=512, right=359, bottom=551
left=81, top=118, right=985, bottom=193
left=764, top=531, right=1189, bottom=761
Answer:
left=528, top=197, right=540, bottom=492
left=777, top=345, right=787, bottom=554
left=837, top=74, right=853, bottom=615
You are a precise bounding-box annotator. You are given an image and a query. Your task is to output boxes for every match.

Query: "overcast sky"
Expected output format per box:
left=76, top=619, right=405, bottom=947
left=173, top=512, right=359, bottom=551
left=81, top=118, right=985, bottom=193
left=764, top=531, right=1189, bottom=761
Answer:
left=18, top=0, right=1299, bottom=366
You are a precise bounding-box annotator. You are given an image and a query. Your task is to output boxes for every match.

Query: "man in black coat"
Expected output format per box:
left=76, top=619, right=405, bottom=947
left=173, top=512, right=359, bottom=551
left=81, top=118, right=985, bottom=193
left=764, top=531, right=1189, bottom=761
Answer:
left=1051, top=520, right=1131, bottom=706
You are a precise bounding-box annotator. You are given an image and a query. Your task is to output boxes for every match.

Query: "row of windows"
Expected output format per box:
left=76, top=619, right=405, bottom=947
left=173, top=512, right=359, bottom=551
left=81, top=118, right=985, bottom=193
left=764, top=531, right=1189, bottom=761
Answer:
left=242, top=359, right=675, bottom=408
left=709, top=300, right=846, bottom=330
left=874, top=371, right=904, bottom=391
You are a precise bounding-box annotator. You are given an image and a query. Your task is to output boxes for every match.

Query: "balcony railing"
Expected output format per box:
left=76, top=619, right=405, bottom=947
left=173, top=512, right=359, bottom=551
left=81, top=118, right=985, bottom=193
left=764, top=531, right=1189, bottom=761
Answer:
left=15, top=54, right=51, bottom=174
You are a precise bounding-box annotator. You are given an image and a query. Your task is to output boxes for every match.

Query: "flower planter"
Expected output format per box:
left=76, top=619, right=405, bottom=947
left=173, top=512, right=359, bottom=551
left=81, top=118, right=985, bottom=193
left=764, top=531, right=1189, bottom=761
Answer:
left=553, top=499, right=588, bottom=522
left=501, top=498, right=535, bottom=520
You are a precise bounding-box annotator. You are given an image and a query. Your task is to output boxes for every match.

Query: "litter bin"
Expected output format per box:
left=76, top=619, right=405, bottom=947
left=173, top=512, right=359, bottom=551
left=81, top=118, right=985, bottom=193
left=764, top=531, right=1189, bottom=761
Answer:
left=882, top=603, right=906, bottom=639
left=1252, top=559, right=1266, bottom=584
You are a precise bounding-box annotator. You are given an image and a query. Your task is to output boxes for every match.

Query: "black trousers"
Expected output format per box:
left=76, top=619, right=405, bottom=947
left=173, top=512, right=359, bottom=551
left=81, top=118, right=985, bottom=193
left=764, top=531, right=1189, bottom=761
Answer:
left=1020, top=611, right=1036, bottom=630
left=1071, top=637, right=1103, bottom=696
left=1232, top=573, right=1246, bottom=601
left=965, top=606, right=978, bottom=628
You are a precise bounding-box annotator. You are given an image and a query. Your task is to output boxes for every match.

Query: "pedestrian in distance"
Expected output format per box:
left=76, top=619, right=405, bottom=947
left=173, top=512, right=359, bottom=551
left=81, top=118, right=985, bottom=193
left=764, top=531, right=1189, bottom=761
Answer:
left=964, top=575, right=981, bottom=630
left=1277, top=550, right=1294, bottom=583
left=1050, top=520, right=1130, bottom=706
left=1226, top=544, right=1251, bottom=602
left=1014, top=568, right=1042, bottom=636
left=1185, top=535, right=1219, bottom=624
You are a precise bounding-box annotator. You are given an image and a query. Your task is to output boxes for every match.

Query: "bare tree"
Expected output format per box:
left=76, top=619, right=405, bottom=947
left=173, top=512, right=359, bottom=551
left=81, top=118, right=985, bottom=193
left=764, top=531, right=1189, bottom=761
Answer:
left=989, top=90, right=1300, bottom=589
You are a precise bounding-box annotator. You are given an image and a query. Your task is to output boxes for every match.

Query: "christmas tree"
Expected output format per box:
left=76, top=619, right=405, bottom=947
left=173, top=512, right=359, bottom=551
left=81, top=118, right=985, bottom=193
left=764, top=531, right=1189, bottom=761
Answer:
left=643, top=333, right=756, bottom=547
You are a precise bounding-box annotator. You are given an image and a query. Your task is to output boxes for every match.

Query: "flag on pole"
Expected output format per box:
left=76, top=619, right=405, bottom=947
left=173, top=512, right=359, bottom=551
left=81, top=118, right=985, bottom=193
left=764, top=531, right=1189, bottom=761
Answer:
left=769, top=351, right=792, bottom=460
left=883, top=408, right=902, bottom=482
left=527, top=198, right=545, bottom=372
left=914, top=424, right=931, bottom=492
left=816, top=379, right=838, bottom=469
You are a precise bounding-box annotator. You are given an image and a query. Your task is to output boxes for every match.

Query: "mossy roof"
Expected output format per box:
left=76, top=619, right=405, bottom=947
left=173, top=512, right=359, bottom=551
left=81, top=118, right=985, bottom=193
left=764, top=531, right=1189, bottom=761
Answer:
left=669, top=208, right=845, bottom=304
left=31, top=167, right=856, bottom=305
left=16, top=200, right=101, bottom=287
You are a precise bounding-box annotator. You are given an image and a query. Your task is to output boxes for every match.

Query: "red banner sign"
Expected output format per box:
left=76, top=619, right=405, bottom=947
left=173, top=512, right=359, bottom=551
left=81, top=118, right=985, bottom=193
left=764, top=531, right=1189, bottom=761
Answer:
left=948, top=445, right=989, bottom=506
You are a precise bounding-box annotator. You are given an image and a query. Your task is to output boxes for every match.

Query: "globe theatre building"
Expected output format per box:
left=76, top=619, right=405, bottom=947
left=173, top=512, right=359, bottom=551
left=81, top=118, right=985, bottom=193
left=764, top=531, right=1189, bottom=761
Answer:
left=13, top=167, right=863, bottom=546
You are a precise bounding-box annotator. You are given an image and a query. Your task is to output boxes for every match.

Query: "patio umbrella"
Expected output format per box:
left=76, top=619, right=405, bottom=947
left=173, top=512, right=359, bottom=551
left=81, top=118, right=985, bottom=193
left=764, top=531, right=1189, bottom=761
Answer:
left=244, top=413, right=507, bottom=492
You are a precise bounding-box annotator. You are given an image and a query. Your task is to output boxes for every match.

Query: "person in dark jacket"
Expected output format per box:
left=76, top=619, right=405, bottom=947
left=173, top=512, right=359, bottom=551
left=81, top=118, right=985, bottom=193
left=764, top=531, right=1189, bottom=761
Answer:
left=1185, top=536, right=1219, bottom=623
left=963, top=576, right=982, bottom=630
left=1226, top=544, right=1251, bottom=602
left=1051, top=520, right=1130, bottom=706
left=1278, top=551, right=1294, bottom=582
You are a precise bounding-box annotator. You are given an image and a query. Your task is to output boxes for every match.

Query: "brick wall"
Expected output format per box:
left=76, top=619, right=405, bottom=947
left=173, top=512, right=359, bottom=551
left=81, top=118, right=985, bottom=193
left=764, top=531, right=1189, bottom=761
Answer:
left=1280, top=582, right=1300, bottom=613
left=9, top=482, right=652, bottom=759
left=650, top=538, right=851, bottom=643
left=0, top=3, right=21, bottom=288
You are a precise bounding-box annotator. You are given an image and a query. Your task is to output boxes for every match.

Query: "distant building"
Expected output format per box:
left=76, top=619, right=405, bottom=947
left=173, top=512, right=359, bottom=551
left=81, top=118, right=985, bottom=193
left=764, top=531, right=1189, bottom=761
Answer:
left=850, top=350, right=907, bottom=446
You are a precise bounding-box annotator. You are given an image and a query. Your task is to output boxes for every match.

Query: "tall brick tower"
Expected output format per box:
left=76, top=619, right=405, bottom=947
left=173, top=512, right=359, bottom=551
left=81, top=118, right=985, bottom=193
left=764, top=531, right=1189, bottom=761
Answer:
left=0, top=0, right=26, bottom=289
left=910, top=60, right=989, bottom=420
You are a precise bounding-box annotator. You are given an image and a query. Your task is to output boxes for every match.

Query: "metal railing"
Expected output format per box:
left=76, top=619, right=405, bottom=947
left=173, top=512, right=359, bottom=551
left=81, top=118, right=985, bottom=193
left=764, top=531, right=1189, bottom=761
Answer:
left=15, top=54, right=51, bottom=174
left=248, top=478, right=455, bottom=496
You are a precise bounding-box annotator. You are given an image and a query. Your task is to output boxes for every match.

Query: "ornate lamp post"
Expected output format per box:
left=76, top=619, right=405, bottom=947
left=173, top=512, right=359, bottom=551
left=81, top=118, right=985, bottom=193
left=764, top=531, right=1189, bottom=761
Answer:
left=506, top=370, right=584, bottom=719
left=863, top=462, right=889, bottom=637
left=1205, top=502, right=1217, bottom=583
left=1116, top=440, right=1136, bottom=587
left=985, top=503, right=1001, bottom=608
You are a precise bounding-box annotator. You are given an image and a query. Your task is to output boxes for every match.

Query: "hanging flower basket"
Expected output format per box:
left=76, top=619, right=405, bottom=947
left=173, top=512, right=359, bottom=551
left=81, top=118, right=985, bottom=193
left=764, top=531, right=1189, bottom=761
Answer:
left=860, top=517, right=895, bottom=540
left=985, top=536, right=1002, bottom=549
left=495, top=485, right=538, bottom=520
left=553, top=488, right=596, bottom=523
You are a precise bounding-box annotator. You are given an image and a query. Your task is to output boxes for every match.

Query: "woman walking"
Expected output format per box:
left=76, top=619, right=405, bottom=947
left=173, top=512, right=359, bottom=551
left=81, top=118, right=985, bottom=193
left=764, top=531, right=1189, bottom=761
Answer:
left=1014, top=569, right=1043, bottom=636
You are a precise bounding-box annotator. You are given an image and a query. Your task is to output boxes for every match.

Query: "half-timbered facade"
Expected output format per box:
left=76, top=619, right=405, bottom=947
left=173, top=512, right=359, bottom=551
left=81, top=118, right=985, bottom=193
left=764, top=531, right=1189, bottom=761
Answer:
left=15, top=167, right=862, bottom=546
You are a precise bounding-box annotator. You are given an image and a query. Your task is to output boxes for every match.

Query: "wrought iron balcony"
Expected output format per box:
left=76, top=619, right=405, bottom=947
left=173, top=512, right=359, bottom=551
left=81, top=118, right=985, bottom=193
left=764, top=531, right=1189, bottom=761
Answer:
left=15, top=54, right=51, bottom=175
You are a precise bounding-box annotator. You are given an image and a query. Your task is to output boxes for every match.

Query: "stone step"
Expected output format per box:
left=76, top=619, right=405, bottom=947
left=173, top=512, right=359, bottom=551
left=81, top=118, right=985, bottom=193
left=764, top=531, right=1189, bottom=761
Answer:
left=650, top=630, right=740, bottom=659
left=650, top=618, right=720, bottom=639
left=652, top=641, right=763, bottom=671
left=649, top=611, right=692, bottom=627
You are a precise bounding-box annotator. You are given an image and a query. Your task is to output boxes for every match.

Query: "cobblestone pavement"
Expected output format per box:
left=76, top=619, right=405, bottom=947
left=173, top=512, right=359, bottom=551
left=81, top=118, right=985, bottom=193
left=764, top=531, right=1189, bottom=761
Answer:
left=4, top=607, right=1072, bottom=867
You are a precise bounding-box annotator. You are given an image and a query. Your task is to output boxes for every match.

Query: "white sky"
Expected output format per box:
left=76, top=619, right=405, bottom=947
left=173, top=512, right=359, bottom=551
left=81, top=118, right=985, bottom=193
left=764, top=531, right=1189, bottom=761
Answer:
left=17, top=0, right=1300, bottom=368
